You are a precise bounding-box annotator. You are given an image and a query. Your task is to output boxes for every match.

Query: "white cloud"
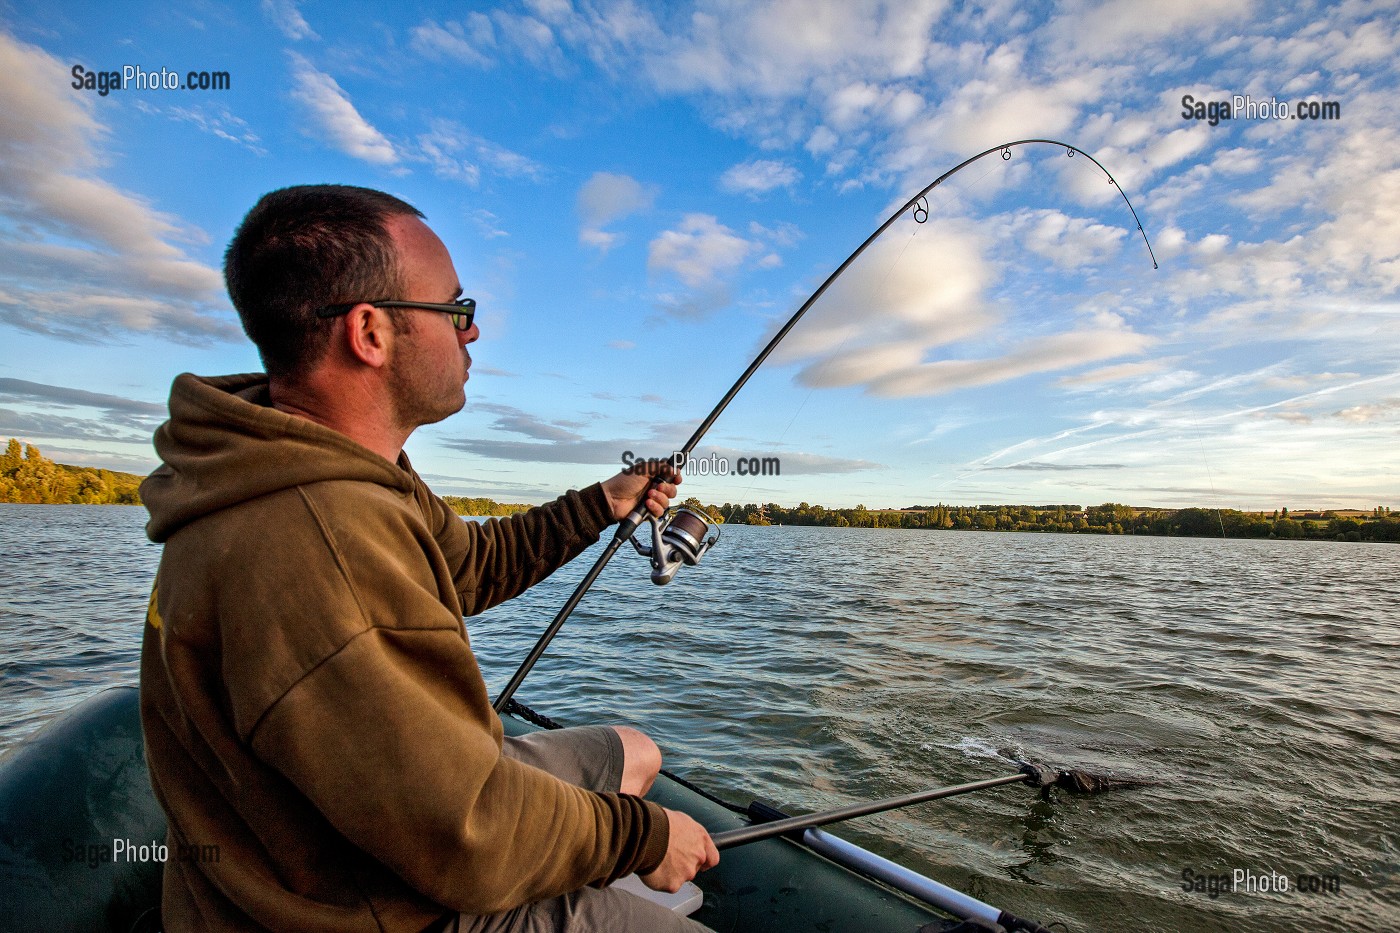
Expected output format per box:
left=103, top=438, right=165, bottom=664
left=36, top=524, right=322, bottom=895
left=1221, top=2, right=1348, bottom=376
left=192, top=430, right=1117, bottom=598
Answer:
left=288, top=54, right=397, bottom=165
left=416, top=134, right=480, bottom=185
left=1061, top=123, right=1212, bottom=205
left=135, top=101, right=266, bottom=156
left=577, top=172, right=656, bottom=250
left=964, top=370, right=1400, bottom=507
left=807, top=125, right=839, bottom=154
left=825, top=81, right=925, bottom=132
left=719, top=159, right=801, bottom=196
left=458, top=0, right=950, bottom=158
left=409, top=15, right=496, bottom=66
left=1335, top=399, right=1400, bottom=424
left=494, top=10, right=568, bottom=70
left=1209, top=146, right=1263, bottom=175
left=581, top=228, right=619, bottom=251
left=771, top=219, right=996, bottom=368
left=760, top=213, right=1154, bottom=398
left=579, top=173, right=649, bottom=227
left=468, top=208, right=508, bottom=239
left=826, top=82, right=884, bottom=131
left=1057, top=360, right=1171, bottom=388
left=476, top=138, right=547, bottom=181
left=261, top=0, right=318, bottom=41
left=0, top=32, right=230, bottom=343
left=803, top=323, right=1154, bottom=398
left=386, top=3, right=1396, bottom=500
left=897, top=67, right=1110, bottom=174
left=1011, top=209, right=1130, bottom=268
left=411, top=119, right=545, bottom=186
left=648, top=214, right=757, bottom=288
left=1047, top=0, right=1256, bottom=57
left=748, top=220, right=802, bottom=250
left=646, top=0, right=947, bottom=97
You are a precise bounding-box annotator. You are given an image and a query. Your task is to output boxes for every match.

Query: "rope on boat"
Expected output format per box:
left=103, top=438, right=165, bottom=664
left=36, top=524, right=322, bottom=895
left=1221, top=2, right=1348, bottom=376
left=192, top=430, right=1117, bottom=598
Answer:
left=500, top=697, right=566, bottom=730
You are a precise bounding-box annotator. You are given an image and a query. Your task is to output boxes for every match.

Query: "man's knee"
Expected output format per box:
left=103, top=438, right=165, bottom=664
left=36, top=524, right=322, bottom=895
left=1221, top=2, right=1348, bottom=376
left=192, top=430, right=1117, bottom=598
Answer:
left=613, top=726, right=661, bottom=796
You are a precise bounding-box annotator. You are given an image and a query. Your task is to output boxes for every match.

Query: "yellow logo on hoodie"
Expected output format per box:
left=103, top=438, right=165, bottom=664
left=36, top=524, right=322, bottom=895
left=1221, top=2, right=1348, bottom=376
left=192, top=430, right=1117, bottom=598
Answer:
left=146, top=586, right=162, bottom=630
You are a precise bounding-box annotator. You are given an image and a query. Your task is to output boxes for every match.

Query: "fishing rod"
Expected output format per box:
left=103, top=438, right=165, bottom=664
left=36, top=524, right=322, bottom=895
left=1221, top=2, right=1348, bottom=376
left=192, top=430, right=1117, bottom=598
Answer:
left=713, top=774, right=1033, bottom=850
left=709, top=761, right=1130, bottom=933
left=493, top=138, right=1157, bottom=712
left=713, top=760, right=1146, bottom=850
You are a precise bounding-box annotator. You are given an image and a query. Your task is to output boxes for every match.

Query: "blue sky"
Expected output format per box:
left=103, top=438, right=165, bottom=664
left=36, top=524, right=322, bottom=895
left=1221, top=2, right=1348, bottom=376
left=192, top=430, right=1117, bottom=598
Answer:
left=1, top=0, right=1396, bottom=510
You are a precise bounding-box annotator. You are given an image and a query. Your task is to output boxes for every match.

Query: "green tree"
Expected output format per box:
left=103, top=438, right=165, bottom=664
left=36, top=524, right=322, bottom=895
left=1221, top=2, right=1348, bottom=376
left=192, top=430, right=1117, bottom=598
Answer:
left=1328, top=518, right=1363, bottom=541
left=1, top=438, right=22, bottom=473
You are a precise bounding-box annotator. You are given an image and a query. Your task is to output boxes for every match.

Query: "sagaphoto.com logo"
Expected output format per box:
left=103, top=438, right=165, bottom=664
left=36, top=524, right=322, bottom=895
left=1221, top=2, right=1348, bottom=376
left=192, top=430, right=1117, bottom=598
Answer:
left=1180, top=92, right=1340, bottom=126
left=71, top=63, right=231, bottom=97
left=621, top=450, right=781, bottom=478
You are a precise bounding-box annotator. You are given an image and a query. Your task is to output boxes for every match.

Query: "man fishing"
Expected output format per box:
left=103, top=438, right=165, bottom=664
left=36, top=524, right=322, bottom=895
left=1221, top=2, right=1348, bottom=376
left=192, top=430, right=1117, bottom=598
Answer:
left=138, top=184, right=718, bottom=933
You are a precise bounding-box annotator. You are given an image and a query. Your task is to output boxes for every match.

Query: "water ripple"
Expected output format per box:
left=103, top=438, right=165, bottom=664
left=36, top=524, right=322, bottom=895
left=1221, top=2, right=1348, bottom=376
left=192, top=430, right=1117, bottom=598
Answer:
left=2, top=510, right=1397, bottom=932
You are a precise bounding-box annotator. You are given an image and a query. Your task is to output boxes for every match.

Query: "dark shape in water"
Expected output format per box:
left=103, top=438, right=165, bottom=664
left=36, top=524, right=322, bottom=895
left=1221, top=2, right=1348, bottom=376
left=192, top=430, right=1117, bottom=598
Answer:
left=1018, top=760, right=1160, bottom=793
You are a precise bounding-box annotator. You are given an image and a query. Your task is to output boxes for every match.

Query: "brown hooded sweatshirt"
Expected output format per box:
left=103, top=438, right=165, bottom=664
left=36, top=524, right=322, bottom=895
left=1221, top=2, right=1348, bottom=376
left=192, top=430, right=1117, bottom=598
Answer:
left=139, top=373, right=668, bottom=932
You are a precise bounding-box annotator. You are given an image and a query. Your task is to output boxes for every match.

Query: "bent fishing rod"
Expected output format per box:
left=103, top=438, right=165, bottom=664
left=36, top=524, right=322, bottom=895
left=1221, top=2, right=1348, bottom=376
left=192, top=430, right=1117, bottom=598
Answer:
left=493, top=138, right=1156, bottom=712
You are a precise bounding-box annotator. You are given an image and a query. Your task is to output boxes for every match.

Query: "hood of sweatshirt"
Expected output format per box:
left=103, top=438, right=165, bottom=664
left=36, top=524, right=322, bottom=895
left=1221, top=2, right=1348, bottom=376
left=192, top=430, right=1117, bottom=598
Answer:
left=142, top=373, right=414, bottom=542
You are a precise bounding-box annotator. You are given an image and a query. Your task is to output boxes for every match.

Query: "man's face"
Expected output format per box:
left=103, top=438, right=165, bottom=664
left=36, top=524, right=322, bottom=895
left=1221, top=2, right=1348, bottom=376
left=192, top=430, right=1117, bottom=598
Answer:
left=383, top=214, right=478, bottom=430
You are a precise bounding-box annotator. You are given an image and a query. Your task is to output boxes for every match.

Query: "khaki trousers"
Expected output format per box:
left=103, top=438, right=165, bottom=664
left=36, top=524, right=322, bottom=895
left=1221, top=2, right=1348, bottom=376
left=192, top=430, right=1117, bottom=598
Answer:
left=440, top=726, right=711, bottom=933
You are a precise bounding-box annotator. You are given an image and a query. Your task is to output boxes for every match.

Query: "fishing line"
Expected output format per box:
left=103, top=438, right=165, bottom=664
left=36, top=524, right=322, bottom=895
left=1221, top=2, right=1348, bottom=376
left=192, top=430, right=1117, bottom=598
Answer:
left=712, top=157, right=1014, bottom=526
left=715, top=223, right=924, bottom=527
left=1183, top=410, right=1229, bottom=537
left=493, top=138, right=1158, bottom=713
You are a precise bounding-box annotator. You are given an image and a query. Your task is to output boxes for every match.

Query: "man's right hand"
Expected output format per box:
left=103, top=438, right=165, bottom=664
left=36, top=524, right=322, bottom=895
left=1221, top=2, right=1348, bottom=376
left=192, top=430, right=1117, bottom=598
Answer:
left=640, top=808, right=719, bottom=892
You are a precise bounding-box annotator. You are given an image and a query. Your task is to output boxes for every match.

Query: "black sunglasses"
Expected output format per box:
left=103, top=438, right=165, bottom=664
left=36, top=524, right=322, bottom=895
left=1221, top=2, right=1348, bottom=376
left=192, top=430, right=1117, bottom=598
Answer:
left=317, top=298, right=476, bottom=332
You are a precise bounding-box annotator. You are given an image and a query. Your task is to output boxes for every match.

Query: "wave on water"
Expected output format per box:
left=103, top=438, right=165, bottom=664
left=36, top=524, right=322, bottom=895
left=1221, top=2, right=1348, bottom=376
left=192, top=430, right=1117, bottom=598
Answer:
left=938, top=735, right=1009, bottom=763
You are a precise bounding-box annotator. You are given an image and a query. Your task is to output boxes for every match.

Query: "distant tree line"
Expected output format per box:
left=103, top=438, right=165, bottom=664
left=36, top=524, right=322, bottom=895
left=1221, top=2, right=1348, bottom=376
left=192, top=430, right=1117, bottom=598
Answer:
left=441, top=496, right=533, bottom=517
left=683, top=498, right=1398, bottom=543
left=0, top=437, right=539, bottom=515
left=4, top=436, right=1392, bottom=543
left=0, top=438, right=142, bottom=505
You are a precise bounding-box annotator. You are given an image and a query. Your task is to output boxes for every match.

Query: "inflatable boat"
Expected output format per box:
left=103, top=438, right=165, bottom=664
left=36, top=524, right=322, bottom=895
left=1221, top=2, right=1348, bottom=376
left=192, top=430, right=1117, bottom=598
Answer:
left=0, top=686, right=1055, bottom=932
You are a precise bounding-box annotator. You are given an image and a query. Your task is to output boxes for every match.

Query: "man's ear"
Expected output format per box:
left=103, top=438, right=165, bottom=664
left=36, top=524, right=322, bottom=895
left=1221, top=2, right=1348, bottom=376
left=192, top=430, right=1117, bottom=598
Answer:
left=342, top=304, right=395, bottom=368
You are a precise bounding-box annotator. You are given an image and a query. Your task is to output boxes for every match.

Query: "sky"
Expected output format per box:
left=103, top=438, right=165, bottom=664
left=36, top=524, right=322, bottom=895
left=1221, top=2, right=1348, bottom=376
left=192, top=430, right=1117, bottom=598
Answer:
left=1, top=0, right=1396, bottom=511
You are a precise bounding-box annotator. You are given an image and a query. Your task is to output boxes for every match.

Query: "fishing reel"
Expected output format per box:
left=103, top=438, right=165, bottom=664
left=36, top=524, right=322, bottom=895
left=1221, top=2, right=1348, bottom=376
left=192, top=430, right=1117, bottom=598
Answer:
left=629, top=506, right=720, bottom=585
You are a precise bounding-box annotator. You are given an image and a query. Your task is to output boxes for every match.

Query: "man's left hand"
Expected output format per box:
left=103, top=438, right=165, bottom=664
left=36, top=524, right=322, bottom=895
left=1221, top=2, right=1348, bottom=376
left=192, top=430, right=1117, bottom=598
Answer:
left=601, top=460, right=681, bottom=522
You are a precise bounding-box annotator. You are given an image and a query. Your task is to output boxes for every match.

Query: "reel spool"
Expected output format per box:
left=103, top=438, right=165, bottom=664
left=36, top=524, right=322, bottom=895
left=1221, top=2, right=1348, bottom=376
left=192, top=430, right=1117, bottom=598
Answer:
left=629, top=506, right=720, bottom=585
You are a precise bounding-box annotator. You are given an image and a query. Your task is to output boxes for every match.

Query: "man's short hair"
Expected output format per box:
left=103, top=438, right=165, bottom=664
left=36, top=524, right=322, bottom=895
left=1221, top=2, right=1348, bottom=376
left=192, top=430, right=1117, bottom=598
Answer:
left=224, top=184, right=424, bottom=379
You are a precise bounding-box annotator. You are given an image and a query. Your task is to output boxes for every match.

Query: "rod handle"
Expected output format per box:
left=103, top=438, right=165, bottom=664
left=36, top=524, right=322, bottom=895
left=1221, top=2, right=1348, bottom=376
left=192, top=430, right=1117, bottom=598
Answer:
left=613, top=501, right=648, bottom=543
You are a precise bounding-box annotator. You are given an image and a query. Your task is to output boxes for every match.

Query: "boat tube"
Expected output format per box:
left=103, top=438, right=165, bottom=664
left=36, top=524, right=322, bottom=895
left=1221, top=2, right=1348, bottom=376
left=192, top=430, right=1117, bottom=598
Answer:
left=1, top=687, right=1039, bottom=932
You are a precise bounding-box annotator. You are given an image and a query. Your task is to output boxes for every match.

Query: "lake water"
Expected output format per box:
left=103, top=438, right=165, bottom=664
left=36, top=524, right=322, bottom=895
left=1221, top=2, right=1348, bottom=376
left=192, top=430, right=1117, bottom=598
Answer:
left=1, top=503, right=1396, bottom=932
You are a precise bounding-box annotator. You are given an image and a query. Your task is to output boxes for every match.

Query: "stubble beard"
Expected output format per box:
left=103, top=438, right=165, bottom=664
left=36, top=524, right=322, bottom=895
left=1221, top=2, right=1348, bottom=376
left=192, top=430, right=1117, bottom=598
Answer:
left=387, top=330, right=467, bottom=432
